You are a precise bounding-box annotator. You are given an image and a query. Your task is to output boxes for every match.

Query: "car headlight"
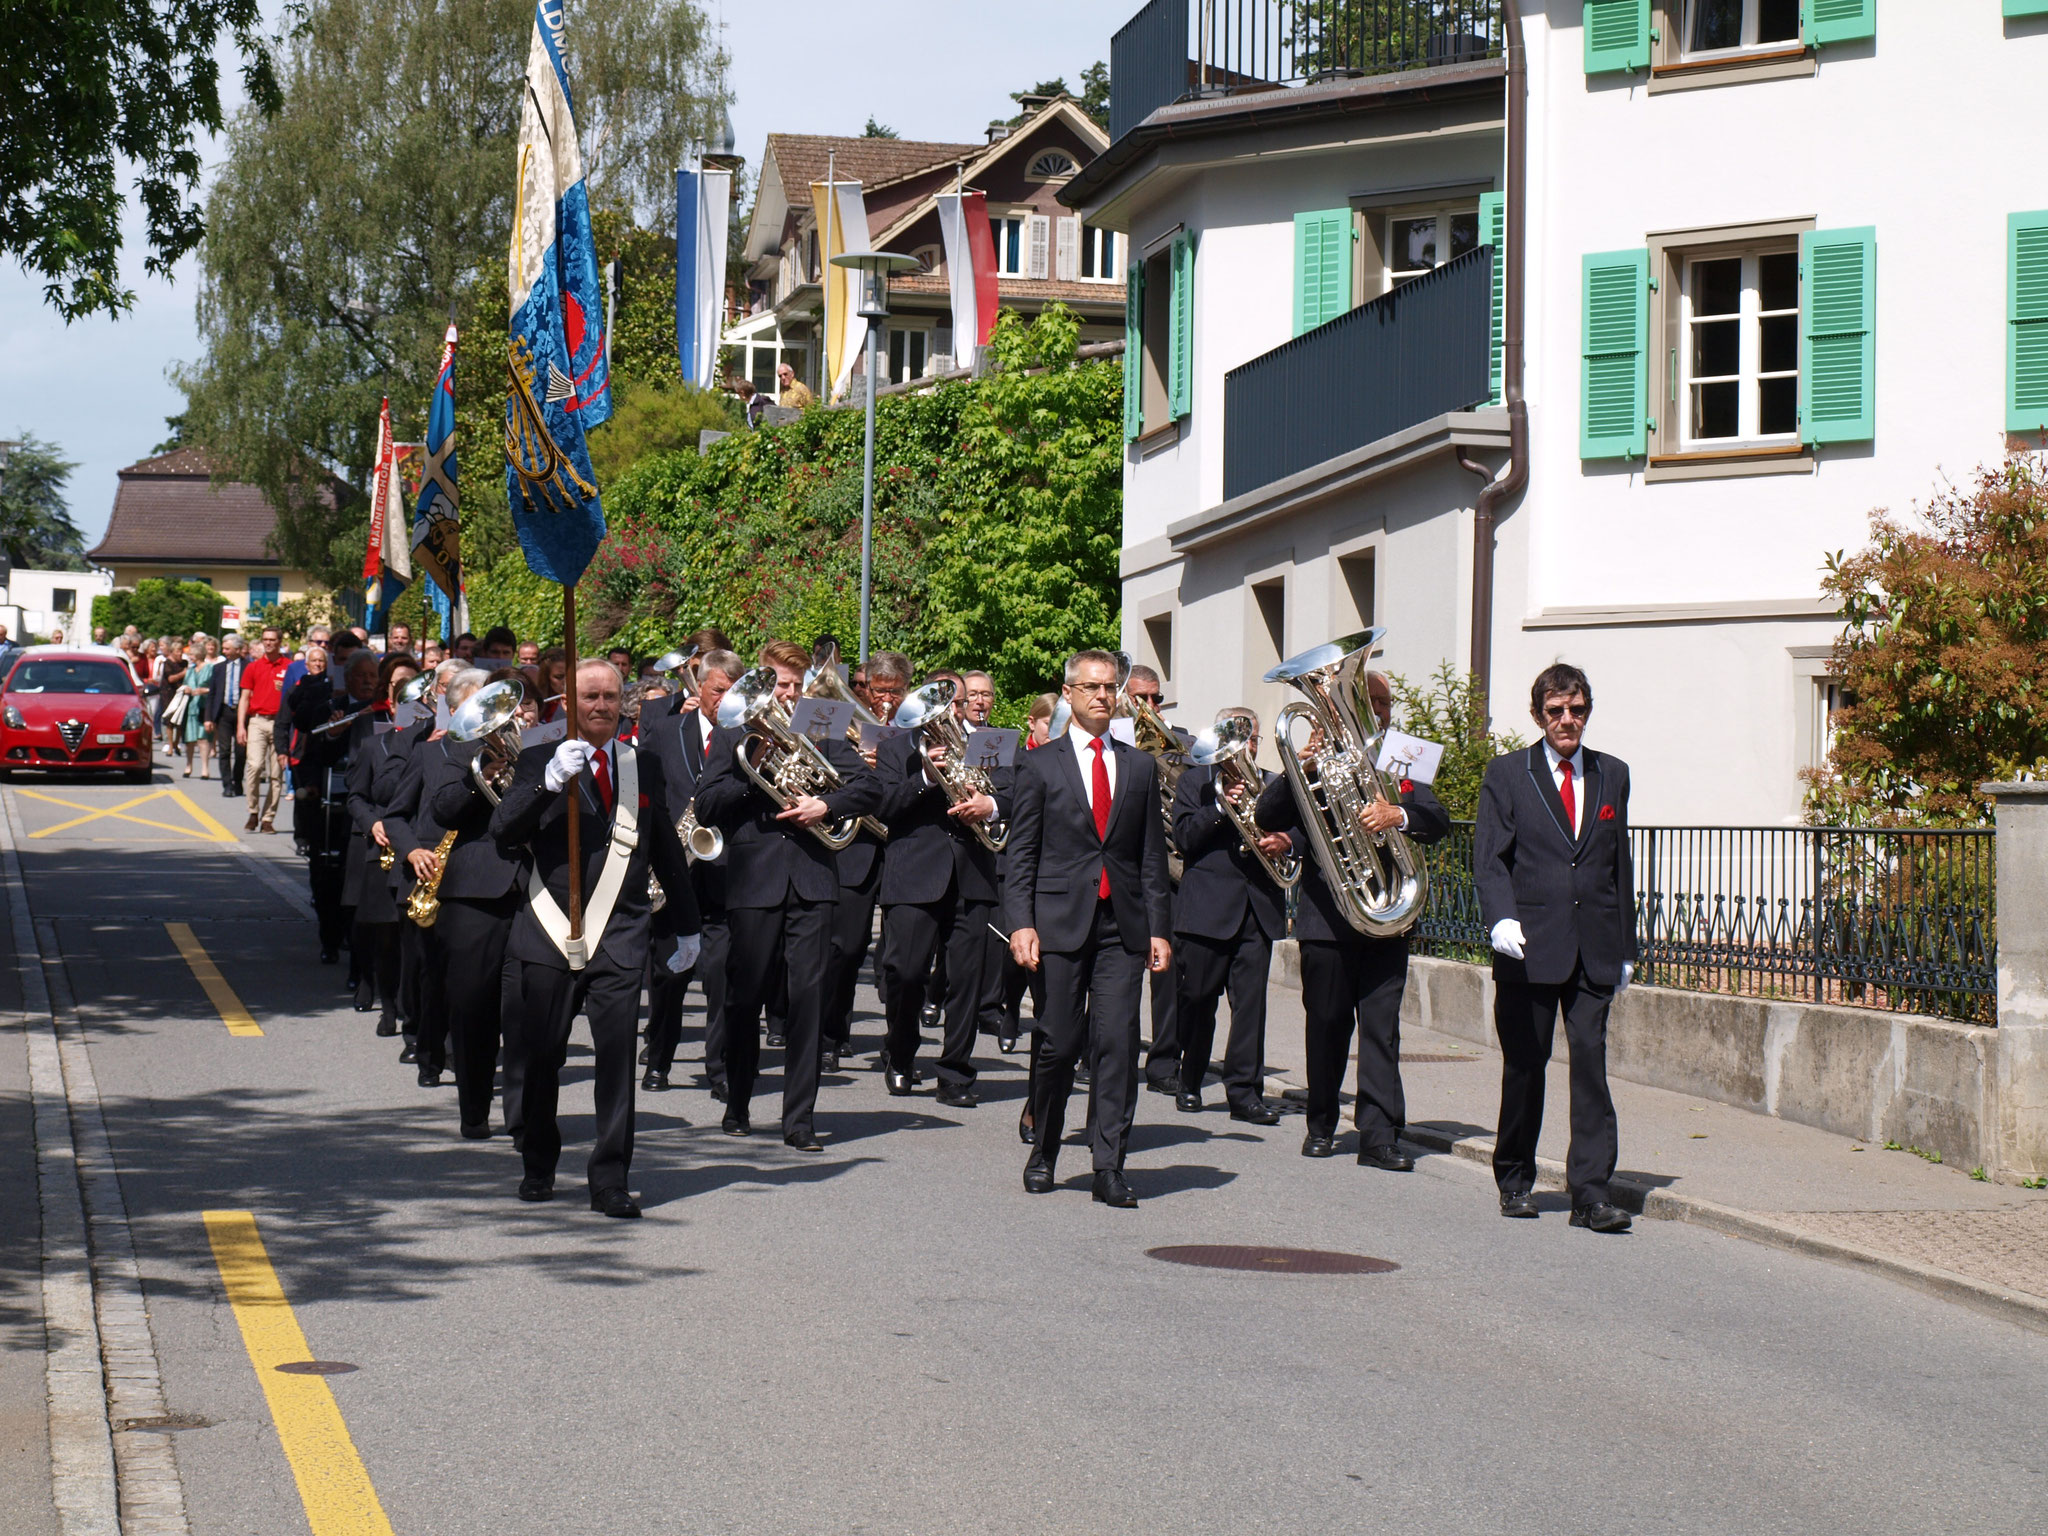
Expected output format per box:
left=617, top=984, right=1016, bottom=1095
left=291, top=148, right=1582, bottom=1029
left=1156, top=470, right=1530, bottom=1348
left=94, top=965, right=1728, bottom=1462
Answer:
left=122, top=707, right=146, bottom=731
left=3, top=706, right=23, bottom=730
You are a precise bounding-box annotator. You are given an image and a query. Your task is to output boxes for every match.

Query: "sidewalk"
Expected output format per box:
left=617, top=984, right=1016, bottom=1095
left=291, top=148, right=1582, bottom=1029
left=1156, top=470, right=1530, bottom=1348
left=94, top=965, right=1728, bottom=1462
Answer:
left=1231, top=974, right=2048, bottom=1332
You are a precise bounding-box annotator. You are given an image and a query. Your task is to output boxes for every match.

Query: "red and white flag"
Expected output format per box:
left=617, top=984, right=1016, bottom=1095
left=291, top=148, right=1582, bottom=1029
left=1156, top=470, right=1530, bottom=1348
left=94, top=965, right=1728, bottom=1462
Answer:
left=936, top=190, right=999, bottom=371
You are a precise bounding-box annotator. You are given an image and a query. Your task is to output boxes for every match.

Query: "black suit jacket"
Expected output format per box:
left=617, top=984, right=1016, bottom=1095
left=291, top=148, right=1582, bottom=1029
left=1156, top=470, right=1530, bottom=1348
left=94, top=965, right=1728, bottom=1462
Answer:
left=876, top=729, right=1010, bottom=907
left=204, top=656, right=246, bottom=727
left=1474, top=744, right=1637, bottom=986
left=1171, top=764, right=1299, bottom=944
left=423, top=739, right=524, bottom=901
left=1254, top=767, right=1449, bottom=945
left=488, top=740, right=699, bottom=971
left=1001, top=732, right=1171, bottom=955
left=692, top=724, right=881, bottom=909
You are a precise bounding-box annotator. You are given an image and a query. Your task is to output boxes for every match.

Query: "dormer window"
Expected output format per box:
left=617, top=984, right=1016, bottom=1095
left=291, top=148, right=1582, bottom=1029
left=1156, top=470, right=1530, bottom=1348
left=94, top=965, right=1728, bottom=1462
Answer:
left=909, top=244, right=943, bottom=274
left=1027, top=151, right=1078, bottom=182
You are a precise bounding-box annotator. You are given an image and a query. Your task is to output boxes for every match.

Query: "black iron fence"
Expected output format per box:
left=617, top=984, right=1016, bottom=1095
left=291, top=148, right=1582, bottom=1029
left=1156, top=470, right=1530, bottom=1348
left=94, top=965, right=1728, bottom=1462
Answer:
left=1111, top=0, right=1505, bottom=143
left=1221, top=243, right=1492, bottom=501
left=1409, top=822, right=1998, bottom=1025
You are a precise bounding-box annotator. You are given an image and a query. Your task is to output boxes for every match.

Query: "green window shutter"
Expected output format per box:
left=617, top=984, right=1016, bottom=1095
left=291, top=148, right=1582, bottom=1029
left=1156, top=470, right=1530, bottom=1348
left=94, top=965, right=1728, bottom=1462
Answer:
left=1580, top=249, right=1649, bottom=460
left=1123, top=260, right=1143, bottom=441
left=1479, top=191, right=1506, bottom=406
left=2006, top=1, right=2048, bottom=17
left=1805, top=0, right=1875, bottom=45
left=1293, top=209, right=1352, bottom=336
left=1168, top=232, right=1194, bottom=420
left=1799, top=227, right=1876, bottom=446
left=2009, top=213, right=2048, bottom=433
left=1584, top=0, right=1651, bottom=74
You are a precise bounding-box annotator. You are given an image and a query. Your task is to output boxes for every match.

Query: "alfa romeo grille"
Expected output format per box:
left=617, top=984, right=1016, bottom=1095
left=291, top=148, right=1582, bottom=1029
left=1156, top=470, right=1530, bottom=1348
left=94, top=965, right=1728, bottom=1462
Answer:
left=56, top=719, right=86, bottom=752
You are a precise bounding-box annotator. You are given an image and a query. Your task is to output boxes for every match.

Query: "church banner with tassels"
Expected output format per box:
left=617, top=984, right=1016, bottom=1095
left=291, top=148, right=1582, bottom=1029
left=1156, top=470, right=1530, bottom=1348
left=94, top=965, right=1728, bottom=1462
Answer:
left=412, top=323, right=467, bottom=639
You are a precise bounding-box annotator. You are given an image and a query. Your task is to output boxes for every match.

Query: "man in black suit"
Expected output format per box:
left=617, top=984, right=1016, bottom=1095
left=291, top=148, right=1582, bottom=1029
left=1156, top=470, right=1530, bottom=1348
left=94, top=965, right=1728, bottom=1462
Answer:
left=1005, top=648, right=1173, bottom=1208
left=489, top=659, right=700, bottom=1217
left=1475, top=662, right=1637, bottom=1233
left=823, top=650, right=905, bottom=1070
left=1124, top=663, right=1190, bottom=1099
left=1171, top=707, right=1293, bottom=1123
left=875, top=669, right=1008, bottom=1106
left=693, top=639, right=880, bottom=1150
left=1255, top=670, right=1449, bottom=1168
left=637, top=648, right=742, bottom=1093
left=205, top=634, right=248, bottom=796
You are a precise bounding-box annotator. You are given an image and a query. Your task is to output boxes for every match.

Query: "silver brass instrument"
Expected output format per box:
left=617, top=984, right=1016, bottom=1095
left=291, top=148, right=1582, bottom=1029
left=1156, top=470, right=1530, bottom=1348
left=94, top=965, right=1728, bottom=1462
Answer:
left=449, top=678, right=526, bottom=807
left=1115, top=650, right=1190, bottom=880
left=802, top=637, right=885, bottom=748
left=653, top=645, right=703, bottom=695
left=1264, top=629, right=1427, bottom=937
left=893, top=677, right=1008, bottom=853
left=716, top=667, right=863, bottom=851
left=1189, top=714, right=1301, bottom=890
left=393, top=673, right=432, bottom=706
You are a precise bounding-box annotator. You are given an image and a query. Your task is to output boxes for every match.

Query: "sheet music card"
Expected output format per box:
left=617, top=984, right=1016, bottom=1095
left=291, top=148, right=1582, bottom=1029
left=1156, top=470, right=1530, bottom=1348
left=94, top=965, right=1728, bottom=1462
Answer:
left=432, top=699, right=452, bottom=733
left=860, top=721, right=908, bottom=750
left=393, top=700, right=424, bottom=730
left=963, top=728, right=1019, bottom=770
left=1375, top=729, right=1444, bottom=785
left=788, top=698, right=851, bottom=745
left=525, top=716, right=569, bottom=746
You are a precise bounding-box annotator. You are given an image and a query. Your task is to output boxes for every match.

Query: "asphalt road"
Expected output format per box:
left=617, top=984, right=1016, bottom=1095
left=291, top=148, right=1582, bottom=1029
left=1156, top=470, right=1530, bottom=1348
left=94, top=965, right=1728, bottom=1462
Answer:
left=7, top=770, right=2047, bottom=1535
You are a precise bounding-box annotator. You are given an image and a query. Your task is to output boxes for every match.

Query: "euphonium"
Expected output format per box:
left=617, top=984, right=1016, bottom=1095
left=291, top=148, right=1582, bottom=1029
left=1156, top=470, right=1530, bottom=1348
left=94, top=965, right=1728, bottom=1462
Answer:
left=893, top=677, right=1008, bottom=853
left=451, top=679, right=526, bottom=806
left=716, top=667, right=863, bottom=851
left=1264, top=629, right=1427, bottom=937
left=1189, top=713, right=1301, bottom=890
left=802, top=637, right=885, bottom=748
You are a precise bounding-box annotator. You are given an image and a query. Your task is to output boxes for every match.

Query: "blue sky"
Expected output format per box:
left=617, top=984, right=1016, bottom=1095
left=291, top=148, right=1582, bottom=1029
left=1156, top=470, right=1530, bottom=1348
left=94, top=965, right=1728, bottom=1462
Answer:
left=0, top=0, right=1119, bottom=547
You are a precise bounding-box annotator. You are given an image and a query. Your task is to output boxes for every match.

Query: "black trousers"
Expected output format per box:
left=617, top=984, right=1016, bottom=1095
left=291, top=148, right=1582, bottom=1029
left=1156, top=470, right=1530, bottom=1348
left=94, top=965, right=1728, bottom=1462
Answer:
left=825, top=865, right=879, bottom=1047
left=507, top=954, right=641, bottom=1192
left=647, top=910, right=728, bottom=1078
left=399, top=916, right=431, bottom=1040
left=1175, top=916, right=1272, bottom=1109
left=881, top=893, right=996, bottom=1088
left=1143, top=956, right=1181, bottom=1089
left=1492, top=959, right=1619, bottom=1206
left=434, top=894, right=519, bottom=1133
left=353, top=918, right=401, bottom=1031
left=213, top=717, right=245, bottom=795
left=1030, top=898, right=1145, bottom=1173
left=1298, top=937, right=1408, bottom=1146
left=309, top=853, right=350, bottom=952
left=725, top=899, right=830, bottom=1136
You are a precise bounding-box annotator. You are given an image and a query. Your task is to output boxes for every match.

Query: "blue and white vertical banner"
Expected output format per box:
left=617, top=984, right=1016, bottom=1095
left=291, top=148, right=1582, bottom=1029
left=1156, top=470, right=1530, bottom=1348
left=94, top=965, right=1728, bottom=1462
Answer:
left=675, top=165, right=732, bottom=390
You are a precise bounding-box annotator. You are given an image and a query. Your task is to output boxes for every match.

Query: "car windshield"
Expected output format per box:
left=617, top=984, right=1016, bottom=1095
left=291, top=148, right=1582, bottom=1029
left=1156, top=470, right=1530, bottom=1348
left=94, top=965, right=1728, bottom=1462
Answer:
left=6, top=661, right=138, bottom=696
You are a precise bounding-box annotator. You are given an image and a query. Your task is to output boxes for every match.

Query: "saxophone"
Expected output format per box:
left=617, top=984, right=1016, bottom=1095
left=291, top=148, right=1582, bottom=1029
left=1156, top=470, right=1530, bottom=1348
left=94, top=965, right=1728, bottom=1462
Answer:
left=404, top=830, right=461, bottom=928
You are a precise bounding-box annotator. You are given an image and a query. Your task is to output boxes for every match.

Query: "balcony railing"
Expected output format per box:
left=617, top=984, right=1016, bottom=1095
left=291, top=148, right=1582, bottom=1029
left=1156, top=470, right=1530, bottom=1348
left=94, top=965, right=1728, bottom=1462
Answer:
left=1110, top=0, right=1504, bottom=143
left=1221, top=243, right=1492, bottom=502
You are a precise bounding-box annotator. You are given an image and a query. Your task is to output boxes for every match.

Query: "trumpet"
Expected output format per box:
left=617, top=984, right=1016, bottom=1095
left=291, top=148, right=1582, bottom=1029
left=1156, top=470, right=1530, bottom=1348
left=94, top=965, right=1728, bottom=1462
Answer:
left=1188, top=714, right=1300, bottom=890
left=893, top=677, right=1007, bottom=853
left=716, top=666, right=865, bottom=851
left=450, top=678, right=526, bottom=806
left=1265, top=629, right=1427, bottom=938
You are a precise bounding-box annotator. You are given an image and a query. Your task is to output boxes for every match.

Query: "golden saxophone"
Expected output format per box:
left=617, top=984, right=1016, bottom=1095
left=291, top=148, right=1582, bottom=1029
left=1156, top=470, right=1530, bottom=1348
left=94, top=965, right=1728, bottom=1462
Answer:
left=404, top=830, right=461, bottom=927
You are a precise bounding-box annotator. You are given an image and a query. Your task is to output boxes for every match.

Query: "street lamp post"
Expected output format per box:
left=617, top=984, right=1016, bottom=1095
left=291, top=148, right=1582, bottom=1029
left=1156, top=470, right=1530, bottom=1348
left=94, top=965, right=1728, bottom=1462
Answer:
left=829, top=250, right=919, bottom=662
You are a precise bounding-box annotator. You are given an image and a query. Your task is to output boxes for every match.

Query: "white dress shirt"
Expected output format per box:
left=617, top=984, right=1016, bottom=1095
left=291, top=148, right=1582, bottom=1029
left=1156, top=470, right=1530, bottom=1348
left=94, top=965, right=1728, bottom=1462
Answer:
left=1542, top=740, right=1587, bottom=837
left=1067, top=720, right=1117, bottom=806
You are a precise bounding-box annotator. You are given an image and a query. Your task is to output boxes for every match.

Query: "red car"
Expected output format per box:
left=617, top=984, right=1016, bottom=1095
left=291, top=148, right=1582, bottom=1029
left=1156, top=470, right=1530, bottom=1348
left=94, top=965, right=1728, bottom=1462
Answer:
left=0, top=647, right=153, bottom=783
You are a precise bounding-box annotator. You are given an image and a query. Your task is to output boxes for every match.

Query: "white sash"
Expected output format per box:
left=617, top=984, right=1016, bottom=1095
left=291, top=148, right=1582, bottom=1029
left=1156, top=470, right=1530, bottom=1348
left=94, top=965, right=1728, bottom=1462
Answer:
left=528, top=743, right=640, bottom=971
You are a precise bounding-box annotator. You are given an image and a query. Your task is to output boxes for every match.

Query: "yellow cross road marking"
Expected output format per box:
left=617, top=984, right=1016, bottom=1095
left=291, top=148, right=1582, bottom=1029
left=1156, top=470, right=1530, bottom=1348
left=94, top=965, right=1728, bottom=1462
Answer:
left=204, top=1212, right=396, bottom=1536
left=166, top=923, right=262, bottom=1036
left=15, top=785, right=238, bottom=843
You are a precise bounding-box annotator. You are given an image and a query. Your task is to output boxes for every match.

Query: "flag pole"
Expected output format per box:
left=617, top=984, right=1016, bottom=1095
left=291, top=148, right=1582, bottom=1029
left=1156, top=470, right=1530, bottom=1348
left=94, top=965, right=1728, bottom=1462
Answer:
left=563, top=583, right=583, bottom=943
left=825, top=150, right=836, bottom=401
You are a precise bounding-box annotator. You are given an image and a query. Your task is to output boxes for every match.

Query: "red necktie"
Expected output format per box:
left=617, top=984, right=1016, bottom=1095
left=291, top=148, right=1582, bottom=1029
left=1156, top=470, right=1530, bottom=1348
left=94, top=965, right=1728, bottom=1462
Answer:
left=592, top=746, right=614, bottom=814
left=1558, top=758, right=1576, bottom=834
left=1090, top=736, right=1112, bottom=899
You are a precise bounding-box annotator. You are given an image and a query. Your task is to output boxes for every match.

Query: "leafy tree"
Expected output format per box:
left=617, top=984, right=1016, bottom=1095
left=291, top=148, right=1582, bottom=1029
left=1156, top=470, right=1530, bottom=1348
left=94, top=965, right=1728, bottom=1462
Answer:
left=175, top=0, right=724, bottom=587
left=4, top=0, right=282, bottom=321
left=1077, top=62, right=1111, bottom=128
left=91, top=578, right=227, bottom=639
left=1807, top=454, right=2048, bottom=826
left=0, top=434, right=89, bottom=570
left=1386, top=662, right=1525, bottom=820
left=862, top=116, right=898, bottom=139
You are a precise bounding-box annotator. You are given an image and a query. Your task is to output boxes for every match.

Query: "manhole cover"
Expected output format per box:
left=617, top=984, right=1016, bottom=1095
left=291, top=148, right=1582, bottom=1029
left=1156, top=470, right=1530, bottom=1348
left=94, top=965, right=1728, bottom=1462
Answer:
left=1401, top=1053, right=1478, bottom=1063
left=1146, top=1245, right=1399, bottom=1275
left=116, top=1413, right=213, bottom=1432
left=273, top=1360, right=358, bottom=1376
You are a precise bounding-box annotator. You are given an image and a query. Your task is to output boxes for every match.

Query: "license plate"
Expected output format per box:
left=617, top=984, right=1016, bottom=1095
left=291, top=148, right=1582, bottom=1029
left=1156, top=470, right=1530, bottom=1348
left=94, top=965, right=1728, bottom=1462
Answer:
left=95, top=733, right=124, bottom=744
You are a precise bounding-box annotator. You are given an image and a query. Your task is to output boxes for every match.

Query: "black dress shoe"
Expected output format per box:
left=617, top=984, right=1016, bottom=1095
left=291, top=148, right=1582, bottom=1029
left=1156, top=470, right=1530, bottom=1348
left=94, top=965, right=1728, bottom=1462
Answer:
left=1091, top=1169, right=1138, bottom=1207
left=709, top=1081, right=728, bottom=1103
left=765, top=1031, right=785, bottom=1048
left=1499, top=1189, right=1540, bottom=1218
left=510, top=1129, right=525, bottom=1153
left=934, top=1083, right=979, bottom=1108
left=460, top=1121, right=492, bottom=1140
left=638, top=1044, right=650, bottom=1064
left=884, top=1068, right=914, bottom=1097
left=517, top=1176, right=553, bottom=1202
left=374, top=1015, right=398, bottom=1037
left=642, top=1070, right=669, bottom=1092
left=821, top=1045, right=840, bottom=1073
left=920, top=1002, right=941, bottom=1030
left=416, top=1065, right=441, bottom=1088
left=1301, top=1132, right=1338, bottom=1158
left=320, top=946, right=340, bottom=964
left=998, top=1034, right=1018, bottom=1054
left=784, top=1129, right=823, bottom=1152
left=399, top=1041, right=417, bottom=1064
left=721, top=1115, right=751, bottom=1137
left=1145, top=1077, right=1178, bottom=1096
left=1230, top=1099, right=1282, bottom=1126
left=590, top=1187, right=641, bottom=1218
left=1570, top=1202, right=1632, bottom=1233
left=1074, top=1063, right=1091, bottom=1086
left=353, top=992, right=376, bottom=1014
left=1022, top=1154, right=1056, bottom=1194
left=1017, top=1112, right=1036, bottom=1146
left=1358, top=1142, right=1416, bottom=1172
left=1175, top=1091, right=1203, bottom=1113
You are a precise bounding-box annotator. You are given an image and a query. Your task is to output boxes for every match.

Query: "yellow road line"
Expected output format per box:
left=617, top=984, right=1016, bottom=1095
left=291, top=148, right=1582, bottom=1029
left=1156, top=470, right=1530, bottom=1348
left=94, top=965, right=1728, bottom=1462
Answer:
left=203, top=1212, right=396, bottom=1536
left=16, top=785, right=229, bottom=843
left=165, top=786, right=239, bottom=842
left=165, top=923, right=263, bottom=1036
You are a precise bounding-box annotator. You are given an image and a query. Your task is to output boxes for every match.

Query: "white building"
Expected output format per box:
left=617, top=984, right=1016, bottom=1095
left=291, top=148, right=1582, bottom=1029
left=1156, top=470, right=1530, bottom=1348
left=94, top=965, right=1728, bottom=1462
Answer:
left=0, top=566, right=114, bottom=644
left=1064, top=1, right=2047, bottom=825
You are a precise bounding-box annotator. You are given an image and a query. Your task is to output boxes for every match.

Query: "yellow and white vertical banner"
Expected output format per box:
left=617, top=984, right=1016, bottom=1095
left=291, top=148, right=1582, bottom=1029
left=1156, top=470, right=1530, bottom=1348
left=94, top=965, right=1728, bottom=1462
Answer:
left=810, top=178, right=871, bottom=402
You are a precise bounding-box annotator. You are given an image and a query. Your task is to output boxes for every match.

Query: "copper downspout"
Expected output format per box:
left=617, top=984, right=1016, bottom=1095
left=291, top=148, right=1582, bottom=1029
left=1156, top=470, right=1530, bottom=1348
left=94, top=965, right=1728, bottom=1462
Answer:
left=1459, top=0, right=1528, bottom=731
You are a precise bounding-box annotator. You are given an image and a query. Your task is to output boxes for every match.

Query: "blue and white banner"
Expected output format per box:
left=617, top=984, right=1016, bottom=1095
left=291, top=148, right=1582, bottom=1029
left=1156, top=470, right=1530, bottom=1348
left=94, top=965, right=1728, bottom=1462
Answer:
left=675, top=165, right=733, bottom=390
left=413, top=324, right=467, bottom=640
left=504, top=0, right=611, bottom=586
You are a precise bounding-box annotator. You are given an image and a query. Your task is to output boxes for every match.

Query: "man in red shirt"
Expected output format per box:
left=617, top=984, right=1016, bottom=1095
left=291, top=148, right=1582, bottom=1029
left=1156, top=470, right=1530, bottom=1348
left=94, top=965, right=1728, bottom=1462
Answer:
left=237, top=626, right=292, bottom=832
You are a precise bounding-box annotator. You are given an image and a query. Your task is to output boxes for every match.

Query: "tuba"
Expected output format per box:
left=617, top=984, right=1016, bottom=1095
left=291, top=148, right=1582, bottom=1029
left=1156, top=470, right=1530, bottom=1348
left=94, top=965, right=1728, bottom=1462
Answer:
left=716, top=667, right=864, bottom=851
left=451, top=678, right=526, bottom=807
left=1265, top=629, right=1427, bottom=937
left=1189, top=713, right=1301, bottom=890
left=894, top=677, right=1008, bottom=853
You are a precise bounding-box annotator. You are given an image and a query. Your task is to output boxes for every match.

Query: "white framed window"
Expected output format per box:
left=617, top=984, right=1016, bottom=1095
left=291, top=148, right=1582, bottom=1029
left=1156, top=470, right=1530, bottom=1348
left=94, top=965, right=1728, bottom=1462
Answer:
left=886, top=326, right=931, bottom=384
left=992, top=214, right=1025, bottom=275
left=1680, top=0, right=1802, bottom=57
left=1027, top=150, right=1078, bottom=181
left=1384, top=204, right=1480, bottom=288
left=1680, top=247, right=1799, bottom=447
left=1077, top=224, right=1120, bottom=282
left=1806, top=676, right=1848, bottom=775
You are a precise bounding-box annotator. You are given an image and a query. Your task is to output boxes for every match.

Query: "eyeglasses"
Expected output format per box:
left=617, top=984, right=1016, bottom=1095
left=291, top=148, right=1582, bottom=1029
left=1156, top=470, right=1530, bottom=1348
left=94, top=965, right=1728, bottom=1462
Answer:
left=1543, top=702, right=1591, bottom=721
left=1069, top=681, right=1117, bottom=695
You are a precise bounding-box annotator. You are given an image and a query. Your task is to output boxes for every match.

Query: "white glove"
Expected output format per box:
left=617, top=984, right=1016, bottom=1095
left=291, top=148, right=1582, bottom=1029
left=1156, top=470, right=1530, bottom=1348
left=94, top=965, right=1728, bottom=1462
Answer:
left=1490, top=918, right=1526, bottom=960
left=1614, top=961, right=1634, bottom=997
left=667, top=933, right=702, bottom=974
left=543, top=737, right=596, bottom=792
